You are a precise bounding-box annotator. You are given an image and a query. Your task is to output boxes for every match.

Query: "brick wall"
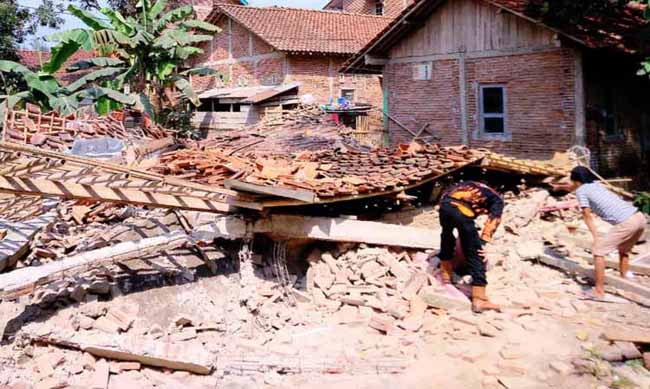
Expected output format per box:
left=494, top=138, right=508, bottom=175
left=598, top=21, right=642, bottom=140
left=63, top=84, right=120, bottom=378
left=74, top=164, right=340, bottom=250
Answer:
left=191, top=16, right=383, bottom=109
left=191, top=17, right=286, bottom=92
left=385, top=49, right=578, bottom=159
left=288, top=56, right=383, bottom=107
left=385, top=59, right=462, bottom=146
left=465, top=49, right=576, bottom=158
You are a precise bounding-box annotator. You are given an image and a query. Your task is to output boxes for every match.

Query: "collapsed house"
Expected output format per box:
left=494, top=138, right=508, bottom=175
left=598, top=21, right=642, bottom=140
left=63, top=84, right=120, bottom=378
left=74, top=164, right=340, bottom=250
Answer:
left=0, top=106, right=649, bottom=388
left=342, top=0, right=650, bottom=182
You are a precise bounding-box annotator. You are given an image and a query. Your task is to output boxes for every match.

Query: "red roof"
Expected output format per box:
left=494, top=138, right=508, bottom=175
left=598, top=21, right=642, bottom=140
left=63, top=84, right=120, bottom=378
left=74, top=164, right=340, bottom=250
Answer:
left=17, top=50, right=96, bottom=85
left=208, top=5, right=392, bottom=55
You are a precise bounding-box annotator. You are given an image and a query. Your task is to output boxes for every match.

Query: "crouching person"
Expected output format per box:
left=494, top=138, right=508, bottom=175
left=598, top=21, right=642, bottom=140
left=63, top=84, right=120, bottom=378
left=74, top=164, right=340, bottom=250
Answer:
left=567, top=167, right=646, bottom=298
left=438, top=181, right=504, bottom=313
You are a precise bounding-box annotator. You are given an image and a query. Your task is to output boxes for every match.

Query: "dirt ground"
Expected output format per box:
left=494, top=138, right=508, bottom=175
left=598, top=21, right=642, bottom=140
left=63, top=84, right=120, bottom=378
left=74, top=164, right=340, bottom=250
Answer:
left=1, top=194, right=650, bottom=389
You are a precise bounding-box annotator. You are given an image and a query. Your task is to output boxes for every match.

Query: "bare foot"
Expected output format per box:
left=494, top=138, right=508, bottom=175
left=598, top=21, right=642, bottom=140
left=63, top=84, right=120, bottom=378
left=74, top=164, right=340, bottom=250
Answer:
left=581, top=288, right=607, bottom=301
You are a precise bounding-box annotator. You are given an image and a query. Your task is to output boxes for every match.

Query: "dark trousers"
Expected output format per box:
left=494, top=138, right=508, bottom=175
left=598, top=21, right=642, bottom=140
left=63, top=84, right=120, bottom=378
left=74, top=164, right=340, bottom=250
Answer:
left=438, top=201, right=487, bottom=286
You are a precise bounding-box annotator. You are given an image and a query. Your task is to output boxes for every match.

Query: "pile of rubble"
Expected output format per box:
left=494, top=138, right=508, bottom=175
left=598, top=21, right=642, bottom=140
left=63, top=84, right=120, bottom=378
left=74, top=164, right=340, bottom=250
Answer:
left=305, top=245, right=469, bottom=333
left=187, top=105, right=365, bottom=156
left=157, top=142, right=483, bottom=199
left=3, top=107, right=172, bottom=152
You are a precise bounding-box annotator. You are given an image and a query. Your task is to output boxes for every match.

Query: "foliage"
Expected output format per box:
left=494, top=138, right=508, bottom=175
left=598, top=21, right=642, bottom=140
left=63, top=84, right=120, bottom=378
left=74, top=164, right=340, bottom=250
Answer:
left=0, top=1, right=31, bottom=63
left=0, top=58, right=134, bottom=117
left=160, top=103, right=198, bottom=139
left=634, top=192, right=650, bottom=215
left=525, top=0, right=633, bottom=26
left=48, top=0, right=219, bottom=121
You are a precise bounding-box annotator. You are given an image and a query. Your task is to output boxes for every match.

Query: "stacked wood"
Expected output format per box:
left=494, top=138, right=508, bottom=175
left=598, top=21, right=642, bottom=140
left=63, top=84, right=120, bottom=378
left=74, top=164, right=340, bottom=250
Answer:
left=483, top=152, right=572, bottom=177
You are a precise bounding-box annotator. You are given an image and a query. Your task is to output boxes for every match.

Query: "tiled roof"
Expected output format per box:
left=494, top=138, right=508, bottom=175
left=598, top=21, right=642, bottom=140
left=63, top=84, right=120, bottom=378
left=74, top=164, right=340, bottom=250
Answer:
left=209, top=5, right=392, bottom=55
left=17, top=50, right=96, bottom=85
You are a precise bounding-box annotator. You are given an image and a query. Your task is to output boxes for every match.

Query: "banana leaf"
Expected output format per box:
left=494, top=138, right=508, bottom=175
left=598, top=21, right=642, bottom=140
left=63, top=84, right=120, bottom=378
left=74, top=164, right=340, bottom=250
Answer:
left=66, top=57, right=125, bottom=72
left=68, top=5, right=112, bottom=31
left=66, top=67, right=125, bottom=92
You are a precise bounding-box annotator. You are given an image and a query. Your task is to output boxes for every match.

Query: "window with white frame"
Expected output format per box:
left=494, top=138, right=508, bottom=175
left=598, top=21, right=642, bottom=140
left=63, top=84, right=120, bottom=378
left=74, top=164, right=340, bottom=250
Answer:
left=480, top=85, right=506, bottom=134
left=375, top=0, right=384, bottom=15
left=341, top=88, right=355, bottom=102
left=413, top=63, right=432, bottom=81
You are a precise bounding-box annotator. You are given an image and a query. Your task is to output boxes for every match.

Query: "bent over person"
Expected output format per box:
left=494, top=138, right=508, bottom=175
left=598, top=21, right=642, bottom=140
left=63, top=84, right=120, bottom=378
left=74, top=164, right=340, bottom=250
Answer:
left=567, top=167, right=646, bottom=299
left=438, top=181, right=504, bottom=313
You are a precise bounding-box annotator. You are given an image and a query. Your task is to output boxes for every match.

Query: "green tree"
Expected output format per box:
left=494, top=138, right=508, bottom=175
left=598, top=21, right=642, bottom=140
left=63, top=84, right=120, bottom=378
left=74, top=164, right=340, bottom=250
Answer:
left=525, top=0, right=632, bottom=26
left=0, top=56, right=135, bottom=117
left=48, top=0, right=219, bottom=120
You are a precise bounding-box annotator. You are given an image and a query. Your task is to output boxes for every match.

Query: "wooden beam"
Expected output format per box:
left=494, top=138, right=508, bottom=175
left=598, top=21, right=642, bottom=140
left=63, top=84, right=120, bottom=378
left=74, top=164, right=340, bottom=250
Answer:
left=225, top=179, right=317, bottom=203
left=364, top=54, right=388, bottom=66
left=28, top=332, right=212, bottom=374
left=537, top=253, right=650, bottom=302
left=0, top=231, right=188, bottom=299
left=0, top=142, right=239, bottom=198
left=0, top=175, right=236, bottom=213
left=0, top=210, right=57, bottom=272
left=190, top=214, right=441, bottom=249
left=259, top=215, right=440, bottom=249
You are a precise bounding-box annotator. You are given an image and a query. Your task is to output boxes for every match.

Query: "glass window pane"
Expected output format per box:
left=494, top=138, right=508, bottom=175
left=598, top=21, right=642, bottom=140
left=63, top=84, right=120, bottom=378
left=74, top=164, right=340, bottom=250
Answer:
left=482, top=87, right=504, bottom=114
left=484, top=117, right=504, bottom=133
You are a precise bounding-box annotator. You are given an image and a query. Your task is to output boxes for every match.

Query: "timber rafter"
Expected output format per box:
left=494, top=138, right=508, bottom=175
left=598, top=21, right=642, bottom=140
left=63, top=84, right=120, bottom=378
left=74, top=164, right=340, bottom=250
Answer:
left=0, top=142, right=262, bottom=213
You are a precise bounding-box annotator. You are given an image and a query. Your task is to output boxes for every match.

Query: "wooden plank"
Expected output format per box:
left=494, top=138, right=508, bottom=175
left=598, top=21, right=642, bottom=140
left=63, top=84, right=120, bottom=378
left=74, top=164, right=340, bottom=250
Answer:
left=259, top=215, right=440, bottom=249
left=0, top=210, right=57, bottom=272
left=364, top=54, right=388, bottom=65
left=190, top=214, right=441, bottom=249
left=537, top=254, right=650, bottom=301
left=603, top=329, right=650, bottom=344
left=0, top=231, right=188, bottom=299
left=0, top=142, right=240, bottom=198
left=27, top=332, right=212, bottom=374
left=0, top=175, right=236, bottom=213
left=225, top=179, right=317, bottom=203
left=578, top=254, right=650, bottom=277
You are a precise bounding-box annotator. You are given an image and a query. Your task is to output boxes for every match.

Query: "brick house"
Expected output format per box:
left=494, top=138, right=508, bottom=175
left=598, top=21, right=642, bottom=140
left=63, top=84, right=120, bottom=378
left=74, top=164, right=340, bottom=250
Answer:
left=189, top=4, right=391, bottom=130
left=342, top=0, right=650, bottom=179
left=324, top=0, right=414, bottom=18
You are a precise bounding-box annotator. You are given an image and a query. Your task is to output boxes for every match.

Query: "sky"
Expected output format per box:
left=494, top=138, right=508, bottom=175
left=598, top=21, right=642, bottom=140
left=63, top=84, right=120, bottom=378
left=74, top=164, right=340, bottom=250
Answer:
left=19, top=0, right=330, bottom=49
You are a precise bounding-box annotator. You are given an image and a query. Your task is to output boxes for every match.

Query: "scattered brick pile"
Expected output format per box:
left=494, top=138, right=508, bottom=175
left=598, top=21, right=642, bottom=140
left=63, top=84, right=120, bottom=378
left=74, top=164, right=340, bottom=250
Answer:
left=157, top=149, right=253, bottom=185
left=306, top=246, right=469, bottom=334
left=3, top=108, right=172, bottom=152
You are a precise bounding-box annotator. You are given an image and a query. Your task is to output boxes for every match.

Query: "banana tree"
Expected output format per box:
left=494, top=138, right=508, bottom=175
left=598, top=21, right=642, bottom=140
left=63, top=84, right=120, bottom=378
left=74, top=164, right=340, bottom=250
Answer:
left=0, top=58, right=135, bottom=118
left=48, top=0, right=220, bottom=121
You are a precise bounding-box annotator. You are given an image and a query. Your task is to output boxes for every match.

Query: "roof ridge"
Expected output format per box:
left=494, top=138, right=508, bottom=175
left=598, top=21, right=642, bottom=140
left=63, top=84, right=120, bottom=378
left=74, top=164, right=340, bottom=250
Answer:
left=216, top=4, right=393, bottom=19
